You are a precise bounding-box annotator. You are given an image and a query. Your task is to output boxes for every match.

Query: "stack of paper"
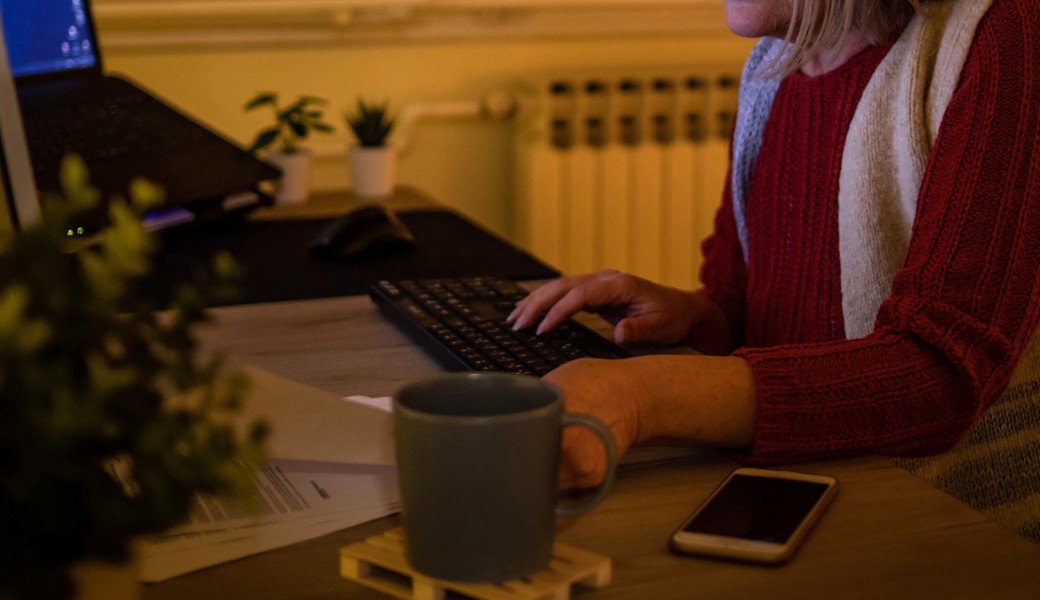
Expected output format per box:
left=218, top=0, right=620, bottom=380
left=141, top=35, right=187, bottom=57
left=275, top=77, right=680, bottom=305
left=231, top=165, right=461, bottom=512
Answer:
left=140, top=367, right=400, bottom=582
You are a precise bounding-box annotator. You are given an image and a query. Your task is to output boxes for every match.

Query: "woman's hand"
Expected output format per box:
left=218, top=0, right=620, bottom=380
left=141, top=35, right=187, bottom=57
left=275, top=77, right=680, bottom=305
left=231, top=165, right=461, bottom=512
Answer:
left=545, top=358, right=643, bottom=490
left=508, top=270, right=703, bottom=346
left=547, top=354, right=759, bottom=490
left=509, top=270, right=734, bottom=354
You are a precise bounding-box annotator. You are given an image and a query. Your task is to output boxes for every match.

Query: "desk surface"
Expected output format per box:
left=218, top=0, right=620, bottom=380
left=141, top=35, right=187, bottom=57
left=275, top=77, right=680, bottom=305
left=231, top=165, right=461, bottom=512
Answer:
left=143, top=292, right=1040, bottom=600
left=143, top=190, right=1040, bottom=599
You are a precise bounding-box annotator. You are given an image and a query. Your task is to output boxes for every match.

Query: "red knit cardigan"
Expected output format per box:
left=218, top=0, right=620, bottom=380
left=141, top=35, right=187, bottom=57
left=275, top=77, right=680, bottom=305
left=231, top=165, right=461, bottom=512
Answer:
left=701, top=0, right=1040, bottom=463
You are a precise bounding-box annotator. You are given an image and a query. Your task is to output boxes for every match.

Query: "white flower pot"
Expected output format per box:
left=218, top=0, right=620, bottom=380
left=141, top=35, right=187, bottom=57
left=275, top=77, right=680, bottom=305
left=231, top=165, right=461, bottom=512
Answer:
left=266, top=149, right=313, bottom=206
left=349, top=145, right=396, bottom=199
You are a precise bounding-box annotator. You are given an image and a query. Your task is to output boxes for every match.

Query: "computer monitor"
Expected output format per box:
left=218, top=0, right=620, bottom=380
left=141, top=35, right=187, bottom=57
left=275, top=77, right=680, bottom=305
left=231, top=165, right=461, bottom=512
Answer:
left=0, top=6, right=41, bottom=230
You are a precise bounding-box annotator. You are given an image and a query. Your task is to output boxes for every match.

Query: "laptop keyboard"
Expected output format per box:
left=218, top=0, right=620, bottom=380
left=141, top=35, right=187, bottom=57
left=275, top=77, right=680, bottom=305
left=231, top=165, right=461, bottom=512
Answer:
left=370, top=277, right=630, bottom=376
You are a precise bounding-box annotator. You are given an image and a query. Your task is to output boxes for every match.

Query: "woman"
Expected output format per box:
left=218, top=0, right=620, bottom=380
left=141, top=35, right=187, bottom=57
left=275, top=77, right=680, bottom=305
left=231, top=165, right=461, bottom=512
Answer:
left=510, top=0, right=1040, bottom=541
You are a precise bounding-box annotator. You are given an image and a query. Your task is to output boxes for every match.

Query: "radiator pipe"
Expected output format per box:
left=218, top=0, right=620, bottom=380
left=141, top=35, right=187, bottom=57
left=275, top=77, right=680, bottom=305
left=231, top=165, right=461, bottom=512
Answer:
left=392, top=89, right=516, bottom=153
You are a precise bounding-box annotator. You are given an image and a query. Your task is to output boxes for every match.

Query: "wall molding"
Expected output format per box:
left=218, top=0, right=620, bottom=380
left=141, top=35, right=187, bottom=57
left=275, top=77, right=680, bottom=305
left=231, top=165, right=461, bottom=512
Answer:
left=93, top=0, right=728, bottom=51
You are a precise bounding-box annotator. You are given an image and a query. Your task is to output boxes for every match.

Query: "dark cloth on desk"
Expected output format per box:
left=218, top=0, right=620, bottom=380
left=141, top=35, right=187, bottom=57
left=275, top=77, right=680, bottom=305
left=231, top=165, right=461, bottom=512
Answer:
left=146, top=209, right=558, bottom=307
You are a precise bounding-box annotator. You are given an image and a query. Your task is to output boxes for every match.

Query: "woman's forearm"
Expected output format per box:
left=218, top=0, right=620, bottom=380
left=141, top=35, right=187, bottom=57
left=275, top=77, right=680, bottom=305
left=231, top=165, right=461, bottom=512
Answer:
left=548, top=354, right=757, bottom=488
left=628, top=354, right=758, bottom=449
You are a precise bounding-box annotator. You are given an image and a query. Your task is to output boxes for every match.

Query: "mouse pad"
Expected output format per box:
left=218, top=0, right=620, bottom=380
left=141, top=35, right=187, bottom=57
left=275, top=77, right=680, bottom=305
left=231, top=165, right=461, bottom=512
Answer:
left=144, top=209, right=560, bottom=307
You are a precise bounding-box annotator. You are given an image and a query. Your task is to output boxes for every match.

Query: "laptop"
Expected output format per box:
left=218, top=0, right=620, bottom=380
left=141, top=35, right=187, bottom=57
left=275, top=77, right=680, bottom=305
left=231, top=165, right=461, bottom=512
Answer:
left=0, top=0, right=280, bottom=233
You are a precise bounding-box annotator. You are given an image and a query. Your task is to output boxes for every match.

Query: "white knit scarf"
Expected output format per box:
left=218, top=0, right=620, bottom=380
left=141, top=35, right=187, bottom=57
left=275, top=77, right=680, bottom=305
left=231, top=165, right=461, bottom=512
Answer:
left=733, top=0, right=992, bottom=336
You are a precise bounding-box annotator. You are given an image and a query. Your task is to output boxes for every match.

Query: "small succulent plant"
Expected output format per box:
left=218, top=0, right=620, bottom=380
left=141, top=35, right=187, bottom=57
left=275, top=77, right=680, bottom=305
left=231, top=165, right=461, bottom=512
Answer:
left=344, top=98, right=395, bottom=147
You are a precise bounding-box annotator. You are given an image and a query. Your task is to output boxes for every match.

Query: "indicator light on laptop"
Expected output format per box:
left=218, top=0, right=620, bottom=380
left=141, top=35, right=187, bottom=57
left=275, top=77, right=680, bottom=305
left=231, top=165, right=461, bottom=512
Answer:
left=66, top=227, right=85, bottom=236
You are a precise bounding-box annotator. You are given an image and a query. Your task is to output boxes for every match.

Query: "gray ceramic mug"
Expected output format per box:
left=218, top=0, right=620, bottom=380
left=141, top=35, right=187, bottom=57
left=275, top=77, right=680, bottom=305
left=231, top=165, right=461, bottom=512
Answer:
left=393, top=372, right=617, bottom=583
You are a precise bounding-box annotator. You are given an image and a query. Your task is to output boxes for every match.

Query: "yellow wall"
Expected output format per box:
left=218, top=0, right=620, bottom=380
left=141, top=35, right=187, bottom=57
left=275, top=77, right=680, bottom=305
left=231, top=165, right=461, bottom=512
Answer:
left=104, top=33, right=754, bottom=240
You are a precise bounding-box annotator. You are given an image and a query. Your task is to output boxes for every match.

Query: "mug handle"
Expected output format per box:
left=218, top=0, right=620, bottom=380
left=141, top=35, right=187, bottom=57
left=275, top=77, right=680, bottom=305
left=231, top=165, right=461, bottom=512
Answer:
left=555, top=412, right=618, bottom=518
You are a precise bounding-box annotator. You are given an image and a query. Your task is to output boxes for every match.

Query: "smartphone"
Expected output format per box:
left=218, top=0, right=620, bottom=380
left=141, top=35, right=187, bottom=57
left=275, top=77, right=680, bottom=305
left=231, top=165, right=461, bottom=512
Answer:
left=670, top=467, right=838, bottom=564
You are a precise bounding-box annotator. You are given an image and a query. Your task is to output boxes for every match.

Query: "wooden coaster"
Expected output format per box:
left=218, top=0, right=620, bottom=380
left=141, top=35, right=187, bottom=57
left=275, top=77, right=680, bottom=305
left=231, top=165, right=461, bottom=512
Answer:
left=340, top=528, right=611, bottom=600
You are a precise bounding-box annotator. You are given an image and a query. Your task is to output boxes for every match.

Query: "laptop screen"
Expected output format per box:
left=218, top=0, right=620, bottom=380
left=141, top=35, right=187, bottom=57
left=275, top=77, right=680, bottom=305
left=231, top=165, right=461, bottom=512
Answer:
left=0, top=0, right=99, bottom=78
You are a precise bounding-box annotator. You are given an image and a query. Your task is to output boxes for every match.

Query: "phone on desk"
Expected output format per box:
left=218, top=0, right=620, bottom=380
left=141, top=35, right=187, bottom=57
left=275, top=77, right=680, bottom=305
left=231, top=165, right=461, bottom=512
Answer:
left=670, top=468, right=838, bottom=564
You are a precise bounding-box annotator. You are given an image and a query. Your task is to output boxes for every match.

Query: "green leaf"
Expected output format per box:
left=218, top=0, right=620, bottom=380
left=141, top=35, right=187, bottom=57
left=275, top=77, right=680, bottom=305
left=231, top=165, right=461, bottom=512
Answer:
left=278, top=105, right=303, bottom=122
left=59, top=154, right=102, bottom=210
left=59, top=153, right=89, bottom=190
left=344, top=98, right=395, bottom=146
left=0, top=285, right=30, bottom=330
left=0, top=285, right=51, bottom=353
left=247, top=94, right=332, bottom=154
left=244, top=92, right=277, bottom=111
left=248, top=128, right=280, bottom=154
left=288, top=120, right=308, bottom=139
left=128, top=178, right=166, bottom=212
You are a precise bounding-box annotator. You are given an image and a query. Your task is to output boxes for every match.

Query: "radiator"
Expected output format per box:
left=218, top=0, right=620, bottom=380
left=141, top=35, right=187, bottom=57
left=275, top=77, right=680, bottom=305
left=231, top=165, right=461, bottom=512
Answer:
left=515, top=66, right=741, bottom=289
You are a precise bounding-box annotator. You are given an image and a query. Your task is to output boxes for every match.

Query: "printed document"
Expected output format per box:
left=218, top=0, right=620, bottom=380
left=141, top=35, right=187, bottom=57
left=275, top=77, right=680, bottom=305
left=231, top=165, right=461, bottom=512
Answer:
left=139, top=367, right=399, bottom=582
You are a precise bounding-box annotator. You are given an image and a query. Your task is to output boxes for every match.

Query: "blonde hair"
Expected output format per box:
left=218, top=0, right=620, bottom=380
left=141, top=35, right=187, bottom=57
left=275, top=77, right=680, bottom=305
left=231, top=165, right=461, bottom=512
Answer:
left=778, top=0, right=925, bottom=74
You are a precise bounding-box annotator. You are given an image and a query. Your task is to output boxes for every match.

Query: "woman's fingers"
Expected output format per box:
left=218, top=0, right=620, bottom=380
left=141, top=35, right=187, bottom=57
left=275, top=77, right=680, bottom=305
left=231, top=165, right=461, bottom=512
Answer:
left=508, top=270, right=630, bottom=331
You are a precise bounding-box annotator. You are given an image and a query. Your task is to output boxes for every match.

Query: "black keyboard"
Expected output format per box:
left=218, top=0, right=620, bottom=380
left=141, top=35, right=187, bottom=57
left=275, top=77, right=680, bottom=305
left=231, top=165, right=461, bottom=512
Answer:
left=370, top=277, right=630, bottom=376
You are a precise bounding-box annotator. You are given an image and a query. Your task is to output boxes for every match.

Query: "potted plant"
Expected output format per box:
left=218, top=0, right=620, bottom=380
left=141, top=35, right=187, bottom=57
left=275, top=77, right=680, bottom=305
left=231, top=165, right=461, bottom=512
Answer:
left=344, top=98, right=396, bottom=199
left=0, top=156, right=268, bottom=600
left=244, top=92, right=335, bottom=205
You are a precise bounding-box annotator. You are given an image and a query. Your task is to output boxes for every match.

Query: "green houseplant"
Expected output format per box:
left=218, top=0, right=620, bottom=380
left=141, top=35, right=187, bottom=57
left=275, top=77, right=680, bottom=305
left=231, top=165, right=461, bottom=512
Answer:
left=0, top=156, right=267, bottom=600
left=344, top=98, right=397, bottom=199
left=344, top=98, right=395, bottom=148
left=244, top=92, right=334, bottom=205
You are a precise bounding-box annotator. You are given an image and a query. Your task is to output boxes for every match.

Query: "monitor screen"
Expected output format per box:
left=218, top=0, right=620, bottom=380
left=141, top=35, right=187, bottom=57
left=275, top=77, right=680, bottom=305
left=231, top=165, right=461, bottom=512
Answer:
left=0, top=0, right=98, bottom=78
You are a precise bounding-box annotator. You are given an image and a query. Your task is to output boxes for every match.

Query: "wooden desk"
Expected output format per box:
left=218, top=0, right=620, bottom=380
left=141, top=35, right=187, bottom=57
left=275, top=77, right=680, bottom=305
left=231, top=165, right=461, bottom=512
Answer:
left=144, top=293, right=1040, bottom=600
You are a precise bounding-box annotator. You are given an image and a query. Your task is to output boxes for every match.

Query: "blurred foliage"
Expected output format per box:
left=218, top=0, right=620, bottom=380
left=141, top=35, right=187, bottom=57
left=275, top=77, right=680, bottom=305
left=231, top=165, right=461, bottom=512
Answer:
left=0, top=156, right=268, bottom=600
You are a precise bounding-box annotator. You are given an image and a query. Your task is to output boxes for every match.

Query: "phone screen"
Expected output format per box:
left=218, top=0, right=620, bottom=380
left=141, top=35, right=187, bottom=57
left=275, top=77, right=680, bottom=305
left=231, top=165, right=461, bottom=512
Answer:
left=681, top=474, right=831, bottom=544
